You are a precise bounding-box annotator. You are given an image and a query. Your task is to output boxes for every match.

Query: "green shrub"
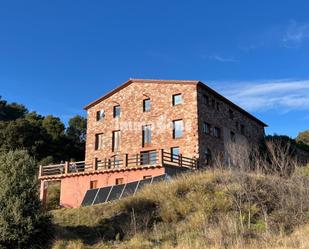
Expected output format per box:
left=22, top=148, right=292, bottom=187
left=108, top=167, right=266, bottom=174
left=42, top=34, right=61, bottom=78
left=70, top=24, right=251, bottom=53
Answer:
left=46, top=181, right=61, bottom=210
left=0, top=150, right=52, bottom=249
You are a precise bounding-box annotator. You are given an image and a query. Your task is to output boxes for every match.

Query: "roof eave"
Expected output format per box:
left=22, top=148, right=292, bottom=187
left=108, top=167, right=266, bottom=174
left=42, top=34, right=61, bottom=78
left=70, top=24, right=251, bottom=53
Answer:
left=83, top=79, right=134, bottom=110
left=83, top=78, right=199, bottom=110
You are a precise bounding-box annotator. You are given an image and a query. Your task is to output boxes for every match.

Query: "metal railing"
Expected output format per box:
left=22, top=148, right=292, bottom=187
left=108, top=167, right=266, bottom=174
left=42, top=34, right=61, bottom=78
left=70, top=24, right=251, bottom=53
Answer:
left=39, top=149, right=197, bottom=178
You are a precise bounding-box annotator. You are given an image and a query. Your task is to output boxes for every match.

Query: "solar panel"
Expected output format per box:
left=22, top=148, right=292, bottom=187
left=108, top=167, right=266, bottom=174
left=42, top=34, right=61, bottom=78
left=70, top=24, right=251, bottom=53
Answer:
left=152, top=174, right=166, bottom=183
left=136, top=177, right=152, bottom=191
left=81, top=174, right=168, bottom=206
left=81, top=188, right=99, bottom=206
left=93, top=186, right=112, bottom=205
left=122, top=181, right=139, bottom=198
left=107, top=184, right=125, bottom=202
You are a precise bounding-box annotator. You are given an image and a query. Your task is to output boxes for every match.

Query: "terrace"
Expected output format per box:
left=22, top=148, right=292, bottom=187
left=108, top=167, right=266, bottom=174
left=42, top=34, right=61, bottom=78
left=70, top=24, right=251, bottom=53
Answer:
left=39, top=149, right=198, bottom=180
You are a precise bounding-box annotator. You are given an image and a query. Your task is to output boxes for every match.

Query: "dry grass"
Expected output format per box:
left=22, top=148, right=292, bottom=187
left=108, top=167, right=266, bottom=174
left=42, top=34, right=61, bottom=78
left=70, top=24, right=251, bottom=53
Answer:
left=51, top=167, right=309, bottom=249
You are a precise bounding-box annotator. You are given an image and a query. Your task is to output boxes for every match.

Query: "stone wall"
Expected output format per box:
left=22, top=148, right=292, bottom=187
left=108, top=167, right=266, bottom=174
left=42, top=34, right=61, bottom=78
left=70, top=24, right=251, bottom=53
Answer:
left=85, top=81, right=200, bottom=166
left=197, top=84, right=265, bottom=167
left=85, top=80, right=266, bottom=169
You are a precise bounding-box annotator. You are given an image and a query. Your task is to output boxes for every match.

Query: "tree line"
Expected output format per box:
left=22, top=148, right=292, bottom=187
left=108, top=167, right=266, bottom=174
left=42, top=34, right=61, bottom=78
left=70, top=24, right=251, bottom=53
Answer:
left=0, top=96, right=87, bottom=166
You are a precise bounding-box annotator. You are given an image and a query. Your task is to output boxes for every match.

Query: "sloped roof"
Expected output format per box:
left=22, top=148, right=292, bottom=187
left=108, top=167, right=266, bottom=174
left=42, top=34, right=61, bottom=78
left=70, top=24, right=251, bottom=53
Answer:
left=84, top=78, right=267, bottom=127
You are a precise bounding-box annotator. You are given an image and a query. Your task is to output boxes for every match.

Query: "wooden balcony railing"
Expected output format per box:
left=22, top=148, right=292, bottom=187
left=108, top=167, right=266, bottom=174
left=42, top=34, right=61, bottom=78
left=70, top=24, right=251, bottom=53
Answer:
left=39, top=149, right=197, bottom=178
left=162, top=151, right=197, bottom=168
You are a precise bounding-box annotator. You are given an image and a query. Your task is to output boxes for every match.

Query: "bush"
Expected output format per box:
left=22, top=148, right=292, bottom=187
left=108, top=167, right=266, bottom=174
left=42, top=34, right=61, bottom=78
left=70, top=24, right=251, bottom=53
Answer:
left=46, top=181, right=61, bottom=210
left=0, top=150, right=52, bottom=249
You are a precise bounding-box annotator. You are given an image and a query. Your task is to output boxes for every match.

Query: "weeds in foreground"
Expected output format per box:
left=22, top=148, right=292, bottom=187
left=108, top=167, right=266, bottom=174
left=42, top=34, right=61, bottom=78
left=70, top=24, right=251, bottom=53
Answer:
left=51, top=164, right=309, bottom=249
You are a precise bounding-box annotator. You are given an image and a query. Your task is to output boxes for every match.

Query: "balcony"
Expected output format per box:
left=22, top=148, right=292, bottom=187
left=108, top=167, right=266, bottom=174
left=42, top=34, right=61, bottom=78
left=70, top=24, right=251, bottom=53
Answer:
left=39, top=149, right=197, bottom=180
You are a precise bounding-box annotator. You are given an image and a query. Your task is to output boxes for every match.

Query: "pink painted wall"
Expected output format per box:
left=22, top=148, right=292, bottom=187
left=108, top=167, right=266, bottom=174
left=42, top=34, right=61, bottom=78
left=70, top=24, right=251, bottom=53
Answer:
left=59, top=167, right=165, bottom=208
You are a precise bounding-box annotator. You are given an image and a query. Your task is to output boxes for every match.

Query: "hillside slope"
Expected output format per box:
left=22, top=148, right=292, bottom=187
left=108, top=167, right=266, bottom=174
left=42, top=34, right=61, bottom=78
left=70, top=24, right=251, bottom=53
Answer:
left=51, top=168, right=309, bottom=249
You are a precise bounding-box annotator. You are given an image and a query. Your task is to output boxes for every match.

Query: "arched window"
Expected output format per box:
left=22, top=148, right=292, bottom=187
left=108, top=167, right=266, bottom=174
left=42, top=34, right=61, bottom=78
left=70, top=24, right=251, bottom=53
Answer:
left=204, top=148, right=212, bottom=166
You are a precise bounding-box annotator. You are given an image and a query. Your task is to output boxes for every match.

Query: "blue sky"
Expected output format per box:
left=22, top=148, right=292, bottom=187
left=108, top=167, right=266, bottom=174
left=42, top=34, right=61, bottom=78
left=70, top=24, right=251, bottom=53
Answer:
left=0, top=0, right=308, bottom=138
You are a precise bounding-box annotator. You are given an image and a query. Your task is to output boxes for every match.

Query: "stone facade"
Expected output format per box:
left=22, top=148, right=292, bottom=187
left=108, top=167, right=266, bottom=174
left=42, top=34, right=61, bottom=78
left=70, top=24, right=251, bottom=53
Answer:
left=197, top=84, right=266, bottom=167
left=85, top=80, right=200, bottom=166
left=84, top=79, right=266, bottom=169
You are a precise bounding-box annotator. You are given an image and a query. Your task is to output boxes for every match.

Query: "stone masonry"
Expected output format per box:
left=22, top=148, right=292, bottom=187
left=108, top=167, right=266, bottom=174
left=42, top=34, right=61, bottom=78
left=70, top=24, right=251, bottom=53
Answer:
left=84, top=79, right=266, bottom=168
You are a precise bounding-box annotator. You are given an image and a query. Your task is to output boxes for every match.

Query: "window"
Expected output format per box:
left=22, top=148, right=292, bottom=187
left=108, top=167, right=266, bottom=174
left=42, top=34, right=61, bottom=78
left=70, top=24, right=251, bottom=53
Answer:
left=115, top=178, right=124, bottom=185
left=140, top=151, right=157, bottom=165
left=211, top=99, right=215, bottom=108
left=204, top=148, right=211, bottom=165
left=143, top=175, right=152, bottom=179
left=216, top=102, right=220, bottom=111
left=171, top=147, right=180, bottom=162
left=96, top=110, right=105, bottom=121
left=95, top=133, right=104, bottom=150
left=229, top=109, right=234, bottom=119
left=240, top=125, right=245, bottom=135
left=90, top=180, right=98, bottom=189
left=112, top=130, right=120, bottom=152
left=203, top=122, right=210, bottom=134
left=142, top=125, right=152, bottom=147
left=235, top=121, right=239, bottom=131
left=213, top=127, right=221, bottom=138
left=143, top=99, right=151, bottom=112
left=203, top=95, right=209, bottom=105
left=172, top=94, right=183, bottom=106
left=173, top=120, right=183, bottom=138
left=230, top=131, right=236, bottom=142
left=113, top=105, right=121, bottom=118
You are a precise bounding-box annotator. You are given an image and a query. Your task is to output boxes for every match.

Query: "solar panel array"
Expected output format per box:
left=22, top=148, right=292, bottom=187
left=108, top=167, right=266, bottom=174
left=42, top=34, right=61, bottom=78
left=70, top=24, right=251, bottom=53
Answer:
left=81, top=174, right=167, bottom=206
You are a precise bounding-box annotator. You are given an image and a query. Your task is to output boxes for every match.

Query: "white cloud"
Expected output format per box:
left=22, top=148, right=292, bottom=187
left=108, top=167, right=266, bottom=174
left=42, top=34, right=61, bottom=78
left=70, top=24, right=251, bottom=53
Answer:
left=212, top=79, right=309, bottom=112
left=208, top=55, right=237, bottom=63
left=282, top=21, right=309, bottom=47
left=240, top=20, right=309, bottom=50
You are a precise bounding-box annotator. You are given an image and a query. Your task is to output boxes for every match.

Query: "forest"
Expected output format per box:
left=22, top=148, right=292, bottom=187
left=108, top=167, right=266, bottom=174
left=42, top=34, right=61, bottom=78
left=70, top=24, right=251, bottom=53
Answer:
left=0, top=96, right=87, bottom=165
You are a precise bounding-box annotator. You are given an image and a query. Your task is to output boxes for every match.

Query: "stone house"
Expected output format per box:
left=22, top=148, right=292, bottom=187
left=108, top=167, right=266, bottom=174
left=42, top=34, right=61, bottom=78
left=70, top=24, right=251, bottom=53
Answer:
left=39, top=79, right=267, bottom=208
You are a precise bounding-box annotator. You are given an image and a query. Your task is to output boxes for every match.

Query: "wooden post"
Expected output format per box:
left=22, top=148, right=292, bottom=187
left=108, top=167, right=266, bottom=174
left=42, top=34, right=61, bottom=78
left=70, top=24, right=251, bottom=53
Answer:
left=104, top=158, right=107, bottom=169
left=65, top=161, right=69, bottom=174
left=94, top=158, right=98, bottom=171
left=124, top=154, right=128, bottom=167
left=38, top=165, right=42, bottom=178
left=159, top=149, right=164, bottom=166
left=179, top=154, right=183, bottom=167
left=39, top=180, right=47, bottom=208
left=193, top=157, right=197, bottom=169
